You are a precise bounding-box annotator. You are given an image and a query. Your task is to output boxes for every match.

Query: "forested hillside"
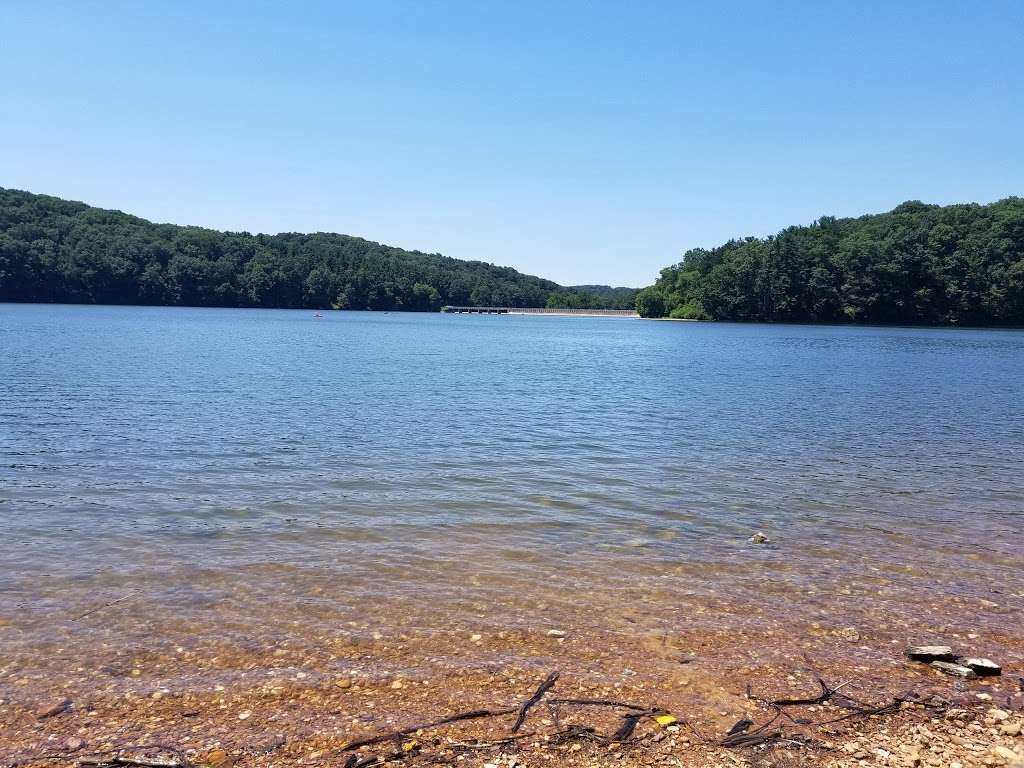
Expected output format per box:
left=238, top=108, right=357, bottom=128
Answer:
left=545, top=284, right=637, bottom=310
left=637, top=198, right=1024, bottom=325
left=0, top=188, right=621, bottom=311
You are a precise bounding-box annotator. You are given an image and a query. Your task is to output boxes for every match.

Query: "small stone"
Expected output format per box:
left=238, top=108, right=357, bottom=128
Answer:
left=335, top=678, right=352, bottom=689
left=36, top=698, right=71, bottom=719
left=1001, top=722, right=1022, bottom=737
left=748, top=532, right=770, bottom=544
left=989, top=708, right=1010, bottom=722
left=907, top=645, right=958, bottom=662
left=470, top=634, right=482, bottom=642
left=839, top=627, right=861, bottom=642
left=237, top=710, right=252, bottom=720
left=931, top=661, right=977, bottom=679
left=65, top=737, right=84, bottom=751
left=390, top=680, right=404, bottom=689
left=963, top=657, right=1002, bottom=676
left=993, top=745, right=1020, bottom=764
left=205, top=750, right=228, bottom=766
left=977, top=693, right=993, bottom=701
left=546, top=629, right=566, bottom=638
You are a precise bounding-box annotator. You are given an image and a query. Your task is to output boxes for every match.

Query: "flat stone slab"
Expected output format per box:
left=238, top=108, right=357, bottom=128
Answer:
left=961, top=657, right=1001, bottom=676
left=906, top=645, right=958, bottom=662
left=931, top=661, right=978, bottom=679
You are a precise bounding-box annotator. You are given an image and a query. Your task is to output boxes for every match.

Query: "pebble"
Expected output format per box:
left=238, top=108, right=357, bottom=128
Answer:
left=470, top=634, right=482, bottom=642
left=391, top=680, right=404, bottom=689
left=237, top=710, right=252, bottom=720
left=335, top=678, right=352, bottom=689
left=988, top=709, right=1010, bottom=722
left=65, top=737, right=84, bottom=751
left=1001, top=723, right=1022, bottom=737
left=546, top=629, right=566, bottom=638
left=748, top=532, right=770, bottom=544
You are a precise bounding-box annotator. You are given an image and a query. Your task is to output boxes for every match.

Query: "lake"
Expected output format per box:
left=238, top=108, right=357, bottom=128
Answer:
left=1, top=303, right=1023, bottom=757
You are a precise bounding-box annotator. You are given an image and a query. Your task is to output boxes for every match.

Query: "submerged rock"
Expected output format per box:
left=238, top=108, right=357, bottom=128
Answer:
left=906, top=645, right=958, bottom=662
left=962, top=657, right=1001, bottom=676
left=35, top=698, right=71, bottom=719
left=748, top=532, right=771, bottom=544
left=931, top=661, right=978, bottom=679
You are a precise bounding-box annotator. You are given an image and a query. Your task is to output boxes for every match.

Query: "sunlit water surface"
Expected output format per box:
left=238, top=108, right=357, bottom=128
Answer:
left=2, top=304, right=1022, bottom=657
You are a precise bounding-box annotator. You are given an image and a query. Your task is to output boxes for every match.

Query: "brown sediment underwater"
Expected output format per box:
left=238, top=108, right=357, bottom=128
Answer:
left=2, top=553, right=1022, bottom=768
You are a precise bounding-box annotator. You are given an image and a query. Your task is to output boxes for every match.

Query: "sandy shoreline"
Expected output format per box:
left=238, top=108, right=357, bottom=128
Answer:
left=3, top=612, right=1022, bottom=768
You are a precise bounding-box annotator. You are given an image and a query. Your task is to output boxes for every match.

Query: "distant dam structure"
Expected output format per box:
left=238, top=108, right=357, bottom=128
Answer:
left=442, top=306, right=640, bottom=318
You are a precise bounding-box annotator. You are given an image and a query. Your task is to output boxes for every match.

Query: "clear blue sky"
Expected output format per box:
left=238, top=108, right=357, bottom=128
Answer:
left=2, top=1, right=1022, bottom=287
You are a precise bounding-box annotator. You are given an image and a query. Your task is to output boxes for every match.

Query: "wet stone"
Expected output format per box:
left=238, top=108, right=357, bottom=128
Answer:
left=906, top=645, right=958, bottom=662
left=962, top=657, right=1001, bottom=676
left=931, top=661, right=978, bottom=679
left=35, top=698, right=71, bottom=718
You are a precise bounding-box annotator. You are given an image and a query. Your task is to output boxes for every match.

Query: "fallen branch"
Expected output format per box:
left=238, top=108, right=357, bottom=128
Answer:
left=81, top=758, right=183, bottom=768
left=726, top=718, right=754, bottom=737
left=512, top=671, right=559, bottom=733
left=611, top=713, right=643, bottom=741
left=343, top=707, right=517, bottom=751
left=73, top=591, right=141, bottom=622
left=770, top=678, right=851, bottom=706
left=547, top=697, right=651, bottom=712
left=78, top=747, right=190, bottom=768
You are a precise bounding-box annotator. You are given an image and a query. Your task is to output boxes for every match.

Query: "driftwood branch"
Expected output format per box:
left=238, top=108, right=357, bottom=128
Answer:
left=343, top=707, right=517, bottom=751
left=72, top=591, right=141, bottom=622
left=512, top=671, right=559, bottom=733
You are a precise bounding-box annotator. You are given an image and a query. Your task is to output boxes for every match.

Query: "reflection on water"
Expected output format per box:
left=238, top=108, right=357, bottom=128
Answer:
left=1, top=304, right=1022, bottom=655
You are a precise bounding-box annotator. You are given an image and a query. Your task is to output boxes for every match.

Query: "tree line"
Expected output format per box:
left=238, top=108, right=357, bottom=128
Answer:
left=637, top=198, right=1024, bottom=325
left=0, top=187, right=634, bottom=311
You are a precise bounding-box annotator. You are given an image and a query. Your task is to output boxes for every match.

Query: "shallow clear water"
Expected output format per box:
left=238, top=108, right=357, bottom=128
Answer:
left=1, top=303, right=1023, bottom=645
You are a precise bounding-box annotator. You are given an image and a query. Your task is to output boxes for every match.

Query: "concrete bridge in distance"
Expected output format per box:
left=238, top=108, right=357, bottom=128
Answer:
left=442, top=306, right=640, bottom=318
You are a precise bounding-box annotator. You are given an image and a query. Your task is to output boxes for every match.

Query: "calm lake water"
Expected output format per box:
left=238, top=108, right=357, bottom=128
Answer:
left=1, top=303, right=1023, bottom=653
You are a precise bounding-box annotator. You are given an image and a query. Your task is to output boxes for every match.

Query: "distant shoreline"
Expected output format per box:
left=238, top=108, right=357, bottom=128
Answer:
left=4, top=301, right=1024, bottom=329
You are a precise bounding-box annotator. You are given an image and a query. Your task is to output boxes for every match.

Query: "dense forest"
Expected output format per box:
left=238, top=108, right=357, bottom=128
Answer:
left=637, top=198, right=1024, bottom=325
left=0, top=188, right=632, bottom=311
left=545, top=284, right=638, bottom=310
